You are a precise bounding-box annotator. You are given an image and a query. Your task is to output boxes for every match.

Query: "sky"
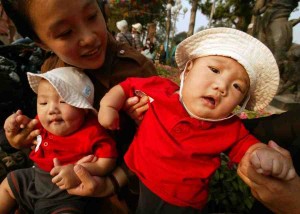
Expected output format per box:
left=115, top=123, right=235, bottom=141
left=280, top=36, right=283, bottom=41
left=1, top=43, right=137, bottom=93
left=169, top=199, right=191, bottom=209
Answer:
left=176, top=0, right=300, bottom=44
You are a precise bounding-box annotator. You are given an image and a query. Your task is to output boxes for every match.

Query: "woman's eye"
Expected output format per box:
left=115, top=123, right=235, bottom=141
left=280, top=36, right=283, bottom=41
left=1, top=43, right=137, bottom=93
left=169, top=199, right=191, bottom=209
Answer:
left=60, top=101, right=66, bottom=104
left=39, top=102, right=47, bottom=105
left=209, top=66, right=219, bottom=73
left=56, top=30, right=72, bottom=38
left=88, top=12, right=98, bottom=21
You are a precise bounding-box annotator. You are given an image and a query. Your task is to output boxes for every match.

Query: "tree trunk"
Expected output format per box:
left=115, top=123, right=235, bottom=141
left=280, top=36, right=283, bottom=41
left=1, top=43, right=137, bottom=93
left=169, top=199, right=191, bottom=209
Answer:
left=165, top=0, right=173, bottom=57
left=187, top=0, right=199, bottom=37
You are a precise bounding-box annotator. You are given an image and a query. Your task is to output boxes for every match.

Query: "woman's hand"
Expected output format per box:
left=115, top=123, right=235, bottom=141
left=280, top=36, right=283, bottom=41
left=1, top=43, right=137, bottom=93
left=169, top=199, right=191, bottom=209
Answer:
left=238, top=141, right=300, bottom=214
left=66, top=165, right=128, bottom=198
left=3, top=110, right=40, bottom=149
left=66, top=164, right=113, bottom=197
left=123, top=96, right=149, bottom=124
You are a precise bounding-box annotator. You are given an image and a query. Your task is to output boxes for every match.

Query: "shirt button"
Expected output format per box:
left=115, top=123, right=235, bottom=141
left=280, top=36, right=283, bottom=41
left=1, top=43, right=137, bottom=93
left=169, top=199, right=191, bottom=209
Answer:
left=173, top=127, right=182, bottom=133
left=44, top=142, right=48, bottom=147
left=119, top=50, right=125, bottom=54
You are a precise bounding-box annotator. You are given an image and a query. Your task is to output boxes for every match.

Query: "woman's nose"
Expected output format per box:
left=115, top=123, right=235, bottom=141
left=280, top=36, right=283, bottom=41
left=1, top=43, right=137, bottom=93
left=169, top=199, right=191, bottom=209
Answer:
left=79, top=29, right=97, bottom=47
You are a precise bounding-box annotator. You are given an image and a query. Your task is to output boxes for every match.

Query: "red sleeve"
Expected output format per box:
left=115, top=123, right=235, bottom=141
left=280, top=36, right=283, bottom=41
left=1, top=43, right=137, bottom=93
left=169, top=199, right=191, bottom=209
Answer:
left=119, top=76, right=178, bottom=98
left=119, top=77, right=153, bottom=98
left=85, top=116, right=118, bottom=158
left=93, top=126, right=118, bottom=158
left=228, top=121, right=259, bottom=163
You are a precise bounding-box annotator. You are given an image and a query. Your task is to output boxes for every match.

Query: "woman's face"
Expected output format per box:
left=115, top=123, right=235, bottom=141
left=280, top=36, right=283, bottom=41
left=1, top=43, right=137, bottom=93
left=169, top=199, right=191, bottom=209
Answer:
left=30, top=0, right=107, bottom=69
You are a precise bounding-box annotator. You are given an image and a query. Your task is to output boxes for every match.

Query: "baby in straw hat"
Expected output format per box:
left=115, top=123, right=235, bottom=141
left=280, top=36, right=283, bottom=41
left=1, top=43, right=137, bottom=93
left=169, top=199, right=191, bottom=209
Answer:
left=0, top=67, right=117, bottom=213
left=98, top=28, right=296, bottom=212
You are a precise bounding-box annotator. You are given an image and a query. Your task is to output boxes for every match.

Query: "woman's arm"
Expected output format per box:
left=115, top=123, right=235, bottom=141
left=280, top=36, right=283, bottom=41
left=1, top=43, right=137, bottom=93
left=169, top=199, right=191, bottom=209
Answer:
left=242, top=107, right=300, bottom=150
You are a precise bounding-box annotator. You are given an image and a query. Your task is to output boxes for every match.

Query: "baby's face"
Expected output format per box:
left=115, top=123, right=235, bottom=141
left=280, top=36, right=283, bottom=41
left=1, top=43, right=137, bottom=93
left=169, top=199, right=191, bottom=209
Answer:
left=181, top=56, right=250, bottom=120
left=37, top=79, right=86, bottom=136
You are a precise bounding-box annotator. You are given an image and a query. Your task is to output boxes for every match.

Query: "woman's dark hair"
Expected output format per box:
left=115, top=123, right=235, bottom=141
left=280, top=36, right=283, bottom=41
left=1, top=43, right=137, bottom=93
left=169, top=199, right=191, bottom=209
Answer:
left=1, top=0, right=39, bottom=41
left=1, top=0, right=107, bottom=42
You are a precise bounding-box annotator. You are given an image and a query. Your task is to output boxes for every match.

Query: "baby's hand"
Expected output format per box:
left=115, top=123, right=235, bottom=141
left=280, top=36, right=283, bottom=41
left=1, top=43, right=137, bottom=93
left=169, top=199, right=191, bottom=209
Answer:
left=50, top=158, right=81, bottom=189
left=250, top=141, right=296, bottom=180
left=4, top=110, right=40, bottom=149
left=98, top=106, right=120, bottom=130
left=76, top=155, right=98, bottom=164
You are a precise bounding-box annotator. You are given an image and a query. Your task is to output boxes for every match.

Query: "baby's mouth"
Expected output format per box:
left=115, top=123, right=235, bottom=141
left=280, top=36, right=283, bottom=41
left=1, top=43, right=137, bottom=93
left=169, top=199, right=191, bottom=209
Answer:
left=50, top=118, right=63, bottom=123
left=202, top=96, right=216, bottom=107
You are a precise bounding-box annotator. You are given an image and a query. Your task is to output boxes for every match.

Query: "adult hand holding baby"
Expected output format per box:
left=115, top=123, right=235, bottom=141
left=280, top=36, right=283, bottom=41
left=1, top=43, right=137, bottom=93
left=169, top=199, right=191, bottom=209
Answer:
left=238, top=141, right=300, bottom=214
left=3, top=110, right=40, bottom=149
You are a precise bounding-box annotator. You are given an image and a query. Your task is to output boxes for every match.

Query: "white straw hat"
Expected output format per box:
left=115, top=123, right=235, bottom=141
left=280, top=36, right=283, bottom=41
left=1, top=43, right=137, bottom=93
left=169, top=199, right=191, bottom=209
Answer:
left=116, top=20, right=128, bottom=31
left=27, top=67, right=97, bottom=113
left=132, top=23, right=142, bottom=33
left=175, top=27, right=280, bottom=111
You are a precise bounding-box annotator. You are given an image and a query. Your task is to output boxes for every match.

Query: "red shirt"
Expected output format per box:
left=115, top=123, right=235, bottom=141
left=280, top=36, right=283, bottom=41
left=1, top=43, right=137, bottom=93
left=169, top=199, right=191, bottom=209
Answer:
left=120, top=77, right=258, bottom=209
left=30, top=114, right=117, bottom=172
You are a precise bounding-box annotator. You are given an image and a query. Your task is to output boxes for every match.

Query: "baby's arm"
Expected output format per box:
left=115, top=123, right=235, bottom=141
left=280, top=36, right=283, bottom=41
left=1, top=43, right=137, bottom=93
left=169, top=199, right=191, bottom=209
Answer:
left=248, top=141, right=296, bottom=180
left=51, top=157, right=116, bottom=190
left=99, top=85, right=127, bottom=130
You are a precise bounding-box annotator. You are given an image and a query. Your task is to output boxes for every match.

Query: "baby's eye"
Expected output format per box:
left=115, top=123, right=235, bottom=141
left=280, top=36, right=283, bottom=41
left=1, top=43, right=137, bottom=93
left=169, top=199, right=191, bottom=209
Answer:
left=233, top=83, right=243, bottom=92
left=209, top=66, right=219, bottom=73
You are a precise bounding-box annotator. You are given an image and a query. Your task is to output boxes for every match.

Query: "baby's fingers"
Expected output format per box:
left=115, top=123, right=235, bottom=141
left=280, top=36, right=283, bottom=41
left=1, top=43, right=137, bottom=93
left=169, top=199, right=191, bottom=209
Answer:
left=250, top=151, right=266, bottom=174
left=55, top=179, right=67, bottom=190
left=52, top=175, right=62, bottom=184
left=286, top=168, right=297, bottom=180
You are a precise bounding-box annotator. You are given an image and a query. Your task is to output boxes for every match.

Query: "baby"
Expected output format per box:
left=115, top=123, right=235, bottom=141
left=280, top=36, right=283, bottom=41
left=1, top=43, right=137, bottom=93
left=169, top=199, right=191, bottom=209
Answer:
left=0, top=67, right=117, bottom=213
left=99, top=28, right=295, bottom=212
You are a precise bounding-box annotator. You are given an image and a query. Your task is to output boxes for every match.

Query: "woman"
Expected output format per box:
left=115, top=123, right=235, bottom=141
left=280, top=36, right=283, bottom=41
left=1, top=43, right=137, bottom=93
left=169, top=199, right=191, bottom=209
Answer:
left=2, top=0, right=300, bottom=213
left=1, top=0, right=155, bottom=212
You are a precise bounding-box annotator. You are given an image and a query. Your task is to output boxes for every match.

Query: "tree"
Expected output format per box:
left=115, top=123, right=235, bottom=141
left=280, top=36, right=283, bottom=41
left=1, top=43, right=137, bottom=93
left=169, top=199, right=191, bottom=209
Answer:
left=199, top=0, right=255, bottom=31
left=106, top=1, right=167, bottom=42
left=187, top=0, right=200, bottom=37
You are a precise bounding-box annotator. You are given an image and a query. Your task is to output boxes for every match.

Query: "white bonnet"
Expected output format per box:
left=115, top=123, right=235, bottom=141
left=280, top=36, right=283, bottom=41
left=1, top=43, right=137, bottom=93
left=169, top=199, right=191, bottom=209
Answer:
left=27, top=67, right=97, bottom=113
left=175, top=27, right=280, bottom=111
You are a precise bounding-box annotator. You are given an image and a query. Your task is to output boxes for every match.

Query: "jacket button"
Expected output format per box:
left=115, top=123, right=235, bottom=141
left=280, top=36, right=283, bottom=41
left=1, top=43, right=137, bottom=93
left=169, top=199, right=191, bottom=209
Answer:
left=119, top=50, right=125, bottom=54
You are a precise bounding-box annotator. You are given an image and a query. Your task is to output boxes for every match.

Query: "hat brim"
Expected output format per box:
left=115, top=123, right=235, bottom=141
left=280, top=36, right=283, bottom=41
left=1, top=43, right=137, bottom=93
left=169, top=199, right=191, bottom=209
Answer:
left=27, top=72, right=97, bottom=114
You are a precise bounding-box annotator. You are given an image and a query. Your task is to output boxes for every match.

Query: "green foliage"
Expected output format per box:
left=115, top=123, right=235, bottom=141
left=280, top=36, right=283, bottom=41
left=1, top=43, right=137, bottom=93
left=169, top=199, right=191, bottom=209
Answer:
left=206, top=153, right=254, bottom=213
left=156, top=63, right=181, bottom=84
